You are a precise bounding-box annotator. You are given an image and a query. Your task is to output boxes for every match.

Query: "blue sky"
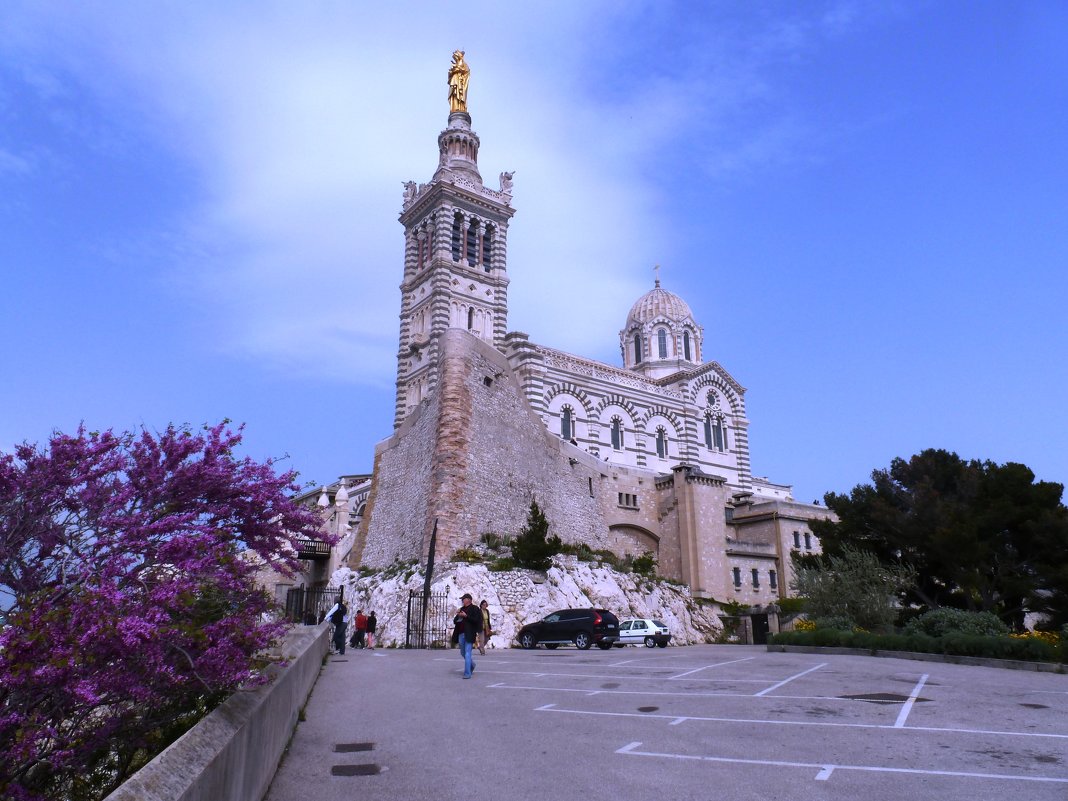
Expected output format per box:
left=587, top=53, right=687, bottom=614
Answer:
left=1, top=1, right=1066, bottom=503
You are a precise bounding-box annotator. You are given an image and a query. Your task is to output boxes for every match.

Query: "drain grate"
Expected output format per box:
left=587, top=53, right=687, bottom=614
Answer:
left=637, top=706, right=660, bottom=713
left=838, top=692, right=930, bottom=704
left=335, top=742, right=375, bottom=753
left=331, top=764, right=381, bottom=776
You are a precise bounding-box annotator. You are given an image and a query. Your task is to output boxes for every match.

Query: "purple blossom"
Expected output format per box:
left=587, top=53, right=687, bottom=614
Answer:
left=0, top=423, right=329, bottom=801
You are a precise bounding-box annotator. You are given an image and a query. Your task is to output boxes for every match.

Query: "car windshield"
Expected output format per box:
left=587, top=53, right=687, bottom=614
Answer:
left=652, top=619, right=666, bottom=627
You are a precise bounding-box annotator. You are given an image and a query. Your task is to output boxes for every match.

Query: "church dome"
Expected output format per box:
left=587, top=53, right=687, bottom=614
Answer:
left=626, top=279, right=694, bottom=327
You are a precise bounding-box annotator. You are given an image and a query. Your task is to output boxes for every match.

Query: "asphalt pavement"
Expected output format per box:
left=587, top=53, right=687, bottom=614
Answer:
left=264, top=643, right=1068, bottom=801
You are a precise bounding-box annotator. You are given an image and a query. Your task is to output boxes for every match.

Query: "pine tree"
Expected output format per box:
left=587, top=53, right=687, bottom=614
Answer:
left=511, top=499, right=561, bottom=571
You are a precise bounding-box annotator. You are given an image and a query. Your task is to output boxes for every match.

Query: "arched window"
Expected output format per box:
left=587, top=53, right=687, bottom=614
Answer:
left=683, top=330, right=691, bottom=361
left=466, top=221, right=479, bottom=267
left=611, top=417, right=623, bottom=451
left=706, top=415, right=726, bottom=451
left=560, top=406, right=573, bottom=441
left=467, top=307, right=474, bottom=330
left=633, top=334, right=642, bottom=365
left=657, top=328, right=668, bottom=358
left=482, top=226, right=494, bottom=272
left=451, top=213, right=463, bottom=261
left=655, top=427, right=667, bottom=459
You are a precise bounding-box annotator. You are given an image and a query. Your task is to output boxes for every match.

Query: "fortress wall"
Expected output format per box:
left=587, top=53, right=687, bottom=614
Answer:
left=356, top=329, right=612, bottom=568
left=429, top=330, right=610, bottom=554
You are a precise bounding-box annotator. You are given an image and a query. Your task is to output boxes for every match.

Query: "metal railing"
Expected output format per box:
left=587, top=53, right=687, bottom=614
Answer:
left=285, top=585, right=342, bottom=625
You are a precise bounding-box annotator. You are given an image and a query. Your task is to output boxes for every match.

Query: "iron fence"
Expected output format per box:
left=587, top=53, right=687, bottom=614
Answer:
left=405, top=590, right=451, bottom=648
left=285, top=585, right=342, bottom=625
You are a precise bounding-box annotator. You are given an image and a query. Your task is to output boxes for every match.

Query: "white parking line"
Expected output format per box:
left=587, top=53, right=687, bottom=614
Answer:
left=461, top=666, right=771, bottom=683
left=894, top=674, right=929, bottom=728
left=754, top=663, right=826, bottom=696
left=669, top=656, right=755, bottom=679
left=615, top=741, right=1068, bottom=785
left=534, top=703, right=1068, bottom=740
left=488, top=681, right=941, bottom=706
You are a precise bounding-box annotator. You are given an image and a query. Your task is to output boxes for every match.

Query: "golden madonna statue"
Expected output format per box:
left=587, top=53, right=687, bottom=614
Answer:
left=448, top=50, right=470, bottom=113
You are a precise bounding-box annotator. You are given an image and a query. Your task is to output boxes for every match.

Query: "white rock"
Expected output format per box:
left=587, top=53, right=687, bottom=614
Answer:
left=327, top=555, right=722, bottom=648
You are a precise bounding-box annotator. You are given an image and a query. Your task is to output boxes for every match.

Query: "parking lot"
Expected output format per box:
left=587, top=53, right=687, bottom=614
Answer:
left=266, top=644, right=1068, bottom=801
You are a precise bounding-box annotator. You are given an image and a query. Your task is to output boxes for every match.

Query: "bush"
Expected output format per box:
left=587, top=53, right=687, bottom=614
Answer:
left=488, top=556, right=517, bottom=572
left=813, top=615, right=855, bottom=632
left=769, top=629, right=1055, bottom=662
left=451, top=547, right=483, bottom=563
left=905, top=608, right=1009, bottom=638
left=559, top=542, right=596, bottom=562
left=480, top=532, right=509, bottom=550
left=631, top=552, right=657, bottom=576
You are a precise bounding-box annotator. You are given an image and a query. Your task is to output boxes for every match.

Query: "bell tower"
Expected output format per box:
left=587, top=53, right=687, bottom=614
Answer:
left=394, top=52, right=516, bottom=426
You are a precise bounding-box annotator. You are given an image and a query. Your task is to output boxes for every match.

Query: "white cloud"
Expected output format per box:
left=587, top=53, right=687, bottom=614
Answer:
left=0, top=2, right=867, bottom=381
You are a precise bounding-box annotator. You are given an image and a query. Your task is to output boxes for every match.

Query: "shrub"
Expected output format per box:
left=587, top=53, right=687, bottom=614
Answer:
left=631, top=552, right=657, bottom=576
left=488, top=557, right=517, bottom=572
left=450, top=547, right=483, bottom=563
left=480, top=532, right=509, bottom=550
left=813, top=615, right=855, bottom=632
left=768, top=630, right=1055, bottom=663
left=904, top=608, right=1009, bottom=638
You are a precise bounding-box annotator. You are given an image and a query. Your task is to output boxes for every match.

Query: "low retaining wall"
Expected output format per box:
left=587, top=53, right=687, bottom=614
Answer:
left=105, top=624, right=330, bottom=801
left=767, top=643, right=1065, bottom=673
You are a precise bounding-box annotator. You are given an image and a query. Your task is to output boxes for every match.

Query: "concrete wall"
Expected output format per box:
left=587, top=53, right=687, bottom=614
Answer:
left=104, top=624, right=329, bottom=801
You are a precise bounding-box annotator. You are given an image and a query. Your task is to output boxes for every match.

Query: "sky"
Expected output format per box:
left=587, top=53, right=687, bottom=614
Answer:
left=1, top=1, right=1066, bottom=504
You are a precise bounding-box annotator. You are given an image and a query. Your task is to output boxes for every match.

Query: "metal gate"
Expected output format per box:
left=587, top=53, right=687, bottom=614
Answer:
left=285, top=585, right=342, bottom=625
left=405, top=590, right=451, bottom=648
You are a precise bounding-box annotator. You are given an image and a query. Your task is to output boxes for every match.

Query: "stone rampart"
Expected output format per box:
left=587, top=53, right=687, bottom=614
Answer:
left=104, top=625, right=328, bottom=801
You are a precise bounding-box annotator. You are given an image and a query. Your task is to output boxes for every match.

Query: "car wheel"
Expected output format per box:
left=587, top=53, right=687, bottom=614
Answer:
left=520, top=633, right=537, bottom=649
left=544, top=643, right=559, bottom=650
left=597, top=642, right=613, bottom=650
left=644, top=636, right=656, bottom=648
left=657, top=640, right=668, bottom=648
left=574, top=631, right=592, bottom=650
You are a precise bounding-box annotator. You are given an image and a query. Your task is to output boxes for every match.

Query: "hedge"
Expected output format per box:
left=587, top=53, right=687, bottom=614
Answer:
left=770, top=629, right=1059, bottom=663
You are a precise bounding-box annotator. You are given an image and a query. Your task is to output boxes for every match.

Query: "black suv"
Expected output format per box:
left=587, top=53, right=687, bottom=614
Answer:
left=516, top=608, right=619, bottom=650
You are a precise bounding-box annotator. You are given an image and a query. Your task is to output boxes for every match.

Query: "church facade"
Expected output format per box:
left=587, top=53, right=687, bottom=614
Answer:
left=344, top=62, right=831, bottom=607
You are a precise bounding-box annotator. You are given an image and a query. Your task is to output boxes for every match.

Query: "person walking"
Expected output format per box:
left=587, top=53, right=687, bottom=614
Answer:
left=455, top=593, right=482, bottom=679
left=366, top=611, right=378, bottom=650
left=477, top=599, right=491, bottom=655
left=323, top=597, right=349, bottom=655
left=350, top=609, right=368, bottom=649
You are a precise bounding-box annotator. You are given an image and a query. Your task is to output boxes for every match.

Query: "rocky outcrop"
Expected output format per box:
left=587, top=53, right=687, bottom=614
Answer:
left=328, top=555, right=722, bottom=648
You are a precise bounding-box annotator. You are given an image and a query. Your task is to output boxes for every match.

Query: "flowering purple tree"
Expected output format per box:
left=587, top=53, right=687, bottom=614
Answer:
left=0, top=423, right=328, bottom=801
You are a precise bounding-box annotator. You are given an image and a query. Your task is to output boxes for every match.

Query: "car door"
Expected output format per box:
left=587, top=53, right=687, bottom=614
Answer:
left=618, top=620, right=633, bottom=644
left=631, top=620, right=648, bottom=643
left=540, top=612, right=562, bottom=641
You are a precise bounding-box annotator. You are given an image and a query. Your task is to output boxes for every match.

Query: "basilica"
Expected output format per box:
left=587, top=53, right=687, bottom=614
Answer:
left=301, top=55, right=831, bottom=608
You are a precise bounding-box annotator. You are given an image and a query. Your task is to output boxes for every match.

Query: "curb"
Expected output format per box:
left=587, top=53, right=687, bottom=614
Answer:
left=766, top=643, right=1066, bottom=673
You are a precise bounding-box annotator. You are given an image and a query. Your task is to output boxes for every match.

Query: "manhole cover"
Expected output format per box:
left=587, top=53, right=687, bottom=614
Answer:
left=335, top=742, right=375, bottom=753
left=331, top=764, right=381, bottom=776
left=838, top=693, right=930, bottom=704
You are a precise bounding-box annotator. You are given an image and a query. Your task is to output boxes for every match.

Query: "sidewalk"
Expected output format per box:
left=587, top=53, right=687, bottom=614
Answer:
left=263, top=645, right=507, bottom=801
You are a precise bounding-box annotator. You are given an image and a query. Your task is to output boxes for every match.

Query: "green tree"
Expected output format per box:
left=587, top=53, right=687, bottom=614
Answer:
left=511, top=499, right=561, bottom=571
left=791, top=546, right=915, bottom=632
left=812, top=449, right=1068, bottom=629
